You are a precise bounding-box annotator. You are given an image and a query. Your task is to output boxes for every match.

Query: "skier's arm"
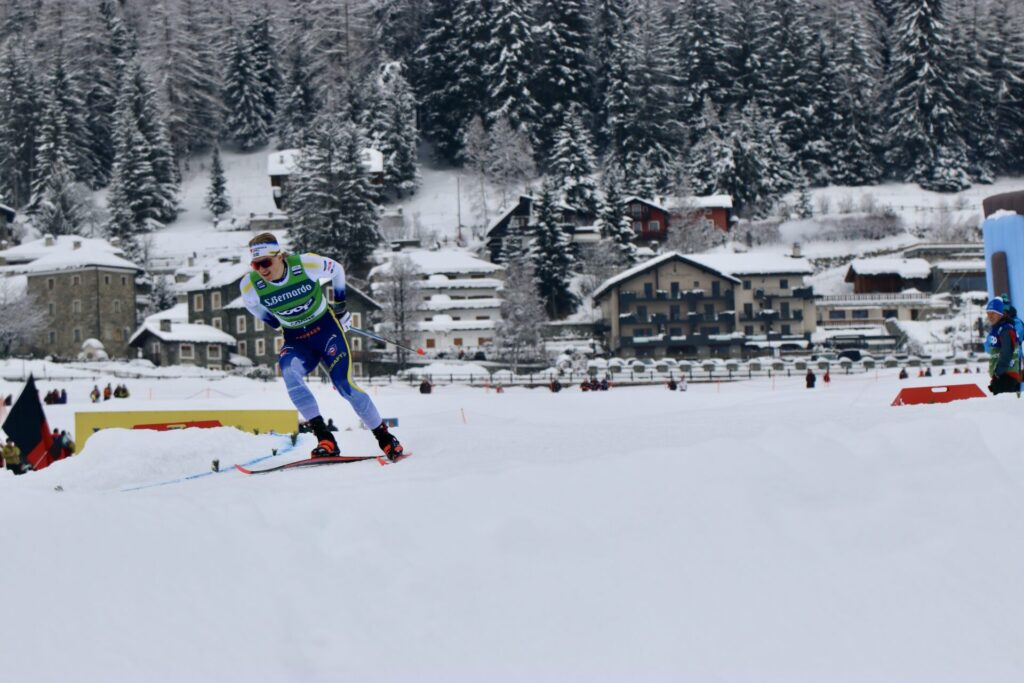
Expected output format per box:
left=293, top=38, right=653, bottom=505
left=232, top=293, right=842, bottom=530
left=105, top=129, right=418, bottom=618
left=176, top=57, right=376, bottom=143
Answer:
left=239, top=278, right=281, bottom=329
left=300, top=253, right=347, bottom=306
left=995, top=327, right=1015, bottom=376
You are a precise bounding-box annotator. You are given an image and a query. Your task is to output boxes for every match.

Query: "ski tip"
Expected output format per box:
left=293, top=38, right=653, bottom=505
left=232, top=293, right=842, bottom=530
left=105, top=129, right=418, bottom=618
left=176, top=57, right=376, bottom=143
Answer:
left=234, top=463, right=254, bottom=475
left=377, top=451, right=413, bottom=466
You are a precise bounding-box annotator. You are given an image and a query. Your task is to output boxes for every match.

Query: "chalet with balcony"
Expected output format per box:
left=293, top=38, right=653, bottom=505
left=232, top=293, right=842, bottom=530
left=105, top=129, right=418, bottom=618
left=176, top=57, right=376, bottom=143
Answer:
left=268, top=147, right=385, bottom=210
left=668, top=195, right=733, bottom=232
left=484, top=194, right=596, bottom=262
left=623, top=196, right=671, bottom=243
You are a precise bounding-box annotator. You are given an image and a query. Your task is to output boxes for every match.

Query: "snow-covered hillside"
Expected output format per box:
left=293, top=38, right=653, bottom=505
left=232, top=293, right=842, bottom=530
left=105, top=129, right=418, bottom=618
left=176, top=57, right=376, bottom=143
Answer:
left=3, top=374, right=1024, bottom=680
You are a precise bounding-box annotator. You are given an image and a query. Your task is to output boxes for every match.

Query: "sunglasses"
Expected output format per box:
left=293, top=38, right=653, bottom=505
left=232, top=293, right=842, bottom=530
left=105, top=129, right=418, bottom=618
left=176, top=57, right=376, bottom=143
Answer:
left=251, top=257, right=275, bottom=270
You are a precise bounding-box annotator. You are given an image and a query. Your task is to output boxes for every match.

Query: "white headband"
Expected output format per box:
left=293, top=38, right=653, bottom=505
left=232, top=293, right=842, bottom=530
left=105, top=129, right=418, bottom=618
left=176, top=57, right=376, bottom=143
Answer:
left=250, top=242, right=281, bottom=260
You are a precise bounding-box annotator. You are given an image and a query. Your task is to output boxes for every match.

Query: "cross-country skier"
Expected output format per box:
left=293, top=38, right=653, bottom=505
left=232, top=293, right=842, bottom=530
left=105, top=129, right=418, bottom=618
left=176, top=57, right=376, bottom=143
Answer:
left=239, top=233, right=405, bottom=461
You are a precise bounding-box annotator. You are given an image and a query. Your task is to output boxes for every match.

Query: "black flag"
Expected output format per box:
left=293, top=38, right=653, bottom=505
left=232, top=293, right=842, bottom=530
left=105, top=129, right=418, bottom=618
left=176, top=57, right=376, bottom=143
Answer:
left=1, top=375, right=55, bottom=470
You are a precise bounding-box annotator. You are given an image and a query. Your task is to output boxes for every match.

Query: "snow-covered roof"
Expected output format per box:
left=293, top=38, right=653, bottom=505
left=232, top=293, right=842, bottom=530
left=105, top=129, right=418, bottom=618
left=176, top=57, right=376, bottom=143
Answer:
left=268, top=147, right=384, bottom=176
left=179, top=261, right=250, bottom=293
left=592, top=251, right=741, bottom=300
left=416, top=319, right=496, bottom=332
left=933, top=260, right=986, bottom=273
left=0, top=235, right=139, bottom=273
left=420, top=297, right=501, bottom=312
left=129, top=303, right=237, bottom=345
left=687, top=253, right=813, bottom=276
left=848, top=258, right=932, bottom=279
left=369, top=249, right=504, bottom=279
left=622, top=196, right=669, bottom=213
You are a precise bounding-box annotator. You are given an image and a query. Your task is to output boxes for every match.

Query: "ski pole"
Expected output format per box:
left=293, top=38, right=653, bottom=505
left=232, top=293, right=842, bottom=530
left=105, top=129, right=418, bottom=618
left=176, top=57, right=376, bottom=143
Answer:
left=349, top=326, right=426, bottom=356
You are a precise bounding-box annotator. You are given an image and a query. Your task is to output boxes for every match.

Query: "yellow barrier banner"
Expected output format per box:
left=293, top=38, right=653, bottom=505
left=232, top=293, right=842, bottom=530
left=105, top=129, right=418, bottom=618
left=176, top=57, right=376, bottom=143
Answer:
left=75, top=409, right=298, bottom=449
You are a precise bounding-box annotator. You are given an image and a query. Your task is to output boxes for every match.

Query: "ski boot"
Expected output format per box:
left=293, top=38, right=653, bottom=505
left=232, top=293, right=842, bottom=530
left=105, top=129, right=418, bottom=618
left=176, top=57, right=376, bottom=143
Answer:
left=372, top=421, right=406, bottom=463
left=308, top=416, right=340, bottom=458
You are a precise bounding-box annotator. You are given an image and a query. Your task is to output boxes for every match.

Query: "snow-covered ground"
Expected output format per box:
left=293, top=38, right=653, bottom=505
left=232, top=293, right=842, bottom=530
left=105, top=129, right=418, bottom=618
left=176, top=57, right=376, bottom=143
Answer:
left=3, top=372, right=1024, bottom=681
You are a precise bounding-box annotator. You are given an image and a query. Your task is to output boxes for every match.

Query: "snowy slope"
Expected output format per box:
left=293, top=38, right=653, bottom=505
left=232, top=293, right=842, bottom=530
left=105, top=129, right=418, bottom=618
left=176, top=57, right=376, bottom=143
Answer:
left=3, top=376, right=1024, bottom=681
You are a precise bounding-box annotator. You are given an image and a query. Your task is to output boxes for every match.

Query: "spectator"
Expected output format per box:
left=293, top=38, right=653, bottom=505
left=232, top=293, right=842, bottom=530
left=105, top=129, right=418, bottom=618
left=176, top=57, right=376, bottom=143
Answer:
left=679, top=375, right=688, bottom=392
left=924, top=367, right=932, bottom=377
left=2, top=438, right=23, bottom=475
left=419, top=379, right=433, bottom=394
left=103, top=383, right=112, bottom=401
left=599, top=378, right=609, bottom=391
left=549, top=379, right=563, bottom=393
left=899, top=367, right=909, bottom=380
left=90, top=385, right=100, bottom=403
left=495, top=383, right=505, bottom=394
left=580, top=379, right=591, bottom=392
left=59, top=388, right=67, bottom=404
left=326, top=418, right=338, bottom=432
left=940, top=368, right=947, bottom=376
left=59, top=430, right=75, bottom=457
left=667, top=378, right=678, bottom=391
left=805, top=369, right=816, bottom=388
left=823, top=370, right=831, bottom=384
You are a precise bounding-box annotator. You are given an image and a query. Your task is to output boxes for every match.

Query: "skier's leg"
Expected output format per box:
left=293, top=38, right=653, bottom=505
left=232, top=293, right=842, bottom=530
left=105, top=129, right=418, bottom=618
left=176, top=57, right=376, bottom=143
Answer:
left=278, top=345, right=322, bottom=422
left=324, top=330, right=382, bottom=429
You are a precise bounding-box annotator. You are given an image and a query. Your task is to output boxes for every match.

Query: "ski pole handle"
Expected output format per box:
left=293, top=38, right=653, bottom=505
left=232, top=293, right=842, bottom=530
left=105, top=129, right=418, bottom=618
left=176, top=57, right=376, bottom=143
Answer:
left=349, top=326, right=426, bottom=356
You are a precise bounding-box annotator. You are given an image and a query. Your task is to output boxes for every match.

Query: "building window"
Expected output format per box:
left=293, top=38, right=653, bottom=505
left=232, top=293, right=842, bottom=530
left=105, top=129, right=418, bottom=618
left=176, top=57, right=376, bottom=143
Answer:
left=744, top=326, right=754, bottom=335
left=208, top=344, right=222, bottom=360
left=48, top=303, right=55, bottom=315
left=743, top=280, right=751, bottom=290
left=632, top=221, right=642, bottom=233
left=353, top=362, right=363, bottom=377
left=780, top=302, right=790, bottom=318
left=193, top=293, right=204, bottom=311
left=72, top=275, right=80, bottom=286
left=274, top=336, right=284, bottom=353
left=704, top=304, right=715, bottom=317
left=72, top=299, right=81, bottom=314
left=238, top=340, right=247, bottom=356
left=426, top=339, right=436, bottom=348
left=669, top=327, right=682, bottom=337
left=852, top=310, right=869, bottom=319
left=644, top=283, right=653, bottom=297
left=254, top=318, right=265, bottom=332
left=882, top=309, right=897, bottom=319
left=211, top=291, right=222, bottom=309
left=104, top=275, right=111, bottom=286
left=829, top=310, right=847, bottom=320
left=671, top=282, right=679, bottom=297
left=236, top=315, right=247, bottom=333
left=121, top=276, right=127, bottom=286
left=743, top=303, right=753, bottom=317
left=475, top=315, right=489, bottom=320
left=649, top=220, right=660, bottom=232
left=781, top=324, right=791, bottom=334
left=478, top=337, right=491, bottom=346
left=48, top=331, right=56, bottom=344
left=352, top=312, right=362, bottom=328
left=122, top=327, right=130, bottom=340
left=47, top=278, right=55, bottom=290
left=712, top=281, right=720, bottom=297
left=454, top=337, right=463, bottom=346
left=114, top=300, right=122, bottom=314
left=780, top=279, right=789, bottom=290
left=256, top=338, right=266, bottom=356
left=351, top=337, right=362, bottom=351
left=180, top=343, right=194, bottom=359
left=212, top=317, right=223, bottom=330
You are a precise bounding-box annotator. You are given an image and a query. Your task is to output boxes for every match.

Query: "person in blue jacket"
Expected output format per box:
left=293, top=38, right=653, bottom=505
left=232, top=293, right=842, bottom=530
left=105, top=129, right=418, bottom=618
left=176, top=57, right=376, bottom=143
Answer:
left=984, top=297, right=1021, bottom=395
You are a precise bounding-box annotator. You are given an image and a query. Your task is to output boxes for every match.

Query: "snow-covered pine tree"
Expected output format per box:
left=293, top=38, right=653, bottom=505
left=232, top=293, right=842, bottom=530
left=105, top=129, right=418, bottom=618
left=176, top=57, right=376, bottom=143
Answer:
left=370, top=0, right=432, bottom=72
left=590, top=0, right=629, bottom=152
left=415, top=0, right=486, bottom=162
left=674, top=0, right=731, bottom=136
left=484, top=0, right=540, bottom=135
left=127, top=60, right=179, bottom=222
left=246, top=15, right=281, bottom=126
left=277, top=41, right=320, bottom=148
left=287, top=112, right=380, bottom=274
left=148, top=274, right=178, bottom=315
left=31, top=51, right=90, bottom=210
left=830, top=29, right=883, bottom=185
left=982, top=3, right=1024, bottom=173
left=947, top=0, right=996, bottom=183
left=604, top=0, right=681, bottom=195
left=724, top=0, right=770, bottom=110
left=495, top=253, right=546, bottom=372
left=530, top=0, right=593, bottom=154
left=0, top=277, right=46, bottom=358
left=205, top=146, right=231, bottom=219
left=375, top=254, right=422, bottom=368
left=33, top=159, right=93, bottom=237
left=687, top=98, right=734, bottom=196
left=306, top=0, right=374, bottom=103
left=106, top=92, right=157, bottom=263
left=224, top=31, right=272, bottom=149
left=459, top=115, right=492, bottom=224
left=595, top=167, right=636, bottom=266
left=377, top=69, right=420, bottom=197
left=885, top=0, right=971, bottom=192
left=530, top=179, right=576, bottom=319
left=550, top=106, right=598, bottom=214
left=0, top=39, right=40, bottom=208
left=149, top=0, right=224, bottom=162
left=761, top=0, right=822, bottom=182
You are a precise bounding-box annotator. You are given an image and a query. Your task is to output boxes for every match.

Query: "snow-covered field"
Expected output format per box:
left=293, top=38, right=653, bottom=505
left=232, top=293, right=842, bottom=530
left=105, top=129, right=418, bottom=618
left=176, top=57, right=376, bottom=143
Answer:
left=3, top=372, right=1024, bottom=681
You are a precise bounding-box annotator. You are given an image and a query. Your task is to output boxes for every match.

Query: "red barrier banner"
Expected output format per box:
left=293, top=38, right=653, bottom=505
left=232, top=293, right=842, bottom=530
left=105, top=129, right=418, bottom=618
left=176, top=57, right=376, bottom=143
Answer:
left=892, top=384, right=987, bottom=406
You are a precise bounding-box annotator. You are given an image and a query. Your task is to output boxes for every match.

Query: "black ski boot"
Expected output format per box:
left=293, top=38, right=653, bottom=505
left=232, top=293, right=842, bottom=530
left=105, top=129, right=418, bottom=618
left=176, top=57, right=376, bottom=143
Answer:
left=372, top=421, right=405, bottom=463
left=308, top=416, right=340, bottom=458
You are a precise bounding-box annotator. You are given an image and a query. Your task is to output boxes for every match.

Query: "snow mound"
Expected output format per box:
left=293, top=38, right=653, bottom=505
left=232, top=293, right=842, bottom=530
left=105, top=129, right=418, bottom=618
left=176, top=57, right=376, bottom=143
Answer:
left=21, top=427, right=291, bottom=492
